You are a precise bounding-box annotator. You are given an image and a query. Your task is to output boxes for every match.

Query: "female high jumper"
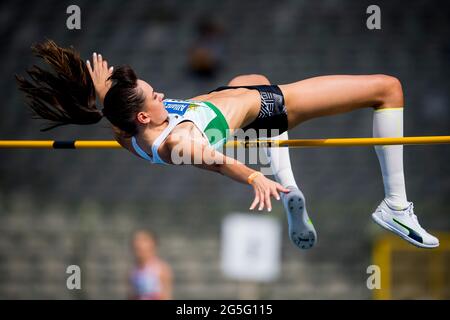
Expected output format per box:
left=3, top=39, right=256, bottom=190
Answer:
left=16, top=41, right=439, bottom=250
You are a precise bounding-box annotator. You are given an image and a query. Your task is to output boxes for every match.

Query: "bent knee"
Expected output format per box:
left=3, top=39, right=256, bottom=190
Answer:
left=372, top=74, right=404, bottom=108
left=228, top=74, right=270, bottom=86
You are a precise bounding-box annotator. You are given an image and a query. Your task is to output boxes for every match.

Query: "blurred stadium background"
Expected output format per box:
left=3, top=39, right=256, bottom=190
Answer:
left=0, top=0, right=449, bottom=299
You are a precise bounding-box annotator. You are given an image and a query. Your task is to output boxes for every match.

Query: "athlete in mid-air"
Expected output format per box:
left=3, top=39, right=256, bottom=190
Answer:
left=16, top=41, right=439, bottom=250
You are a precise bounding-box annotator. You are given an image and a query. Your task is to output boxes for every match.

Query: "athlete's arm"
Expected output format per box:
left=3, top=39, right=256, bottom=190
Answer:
left=86, top=52, right=113, bottom=105
left=164, top=136, right=289, bottom=212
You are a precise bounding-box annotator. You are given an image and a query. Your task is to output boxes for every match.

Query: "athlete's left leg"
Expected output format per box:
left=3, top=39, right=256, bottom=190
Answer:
left=279, top=75, right=439, bottom=248
left=279, top=75, right=408, bottom=207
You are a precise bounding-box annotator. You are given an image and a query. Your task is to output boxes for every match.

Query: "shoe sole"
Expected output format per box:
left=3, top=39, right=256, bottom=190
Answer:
left=371, top=213, right=439, bottom=249
left=283, top=189, right=317, bottom=250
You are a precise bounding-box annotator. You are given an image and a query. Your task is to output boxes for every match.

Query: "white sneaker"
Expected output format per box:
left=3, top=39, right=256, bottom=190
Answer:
left=372, top=200, right=439, bottom=248
left=282, top=186, right=317, bottom=250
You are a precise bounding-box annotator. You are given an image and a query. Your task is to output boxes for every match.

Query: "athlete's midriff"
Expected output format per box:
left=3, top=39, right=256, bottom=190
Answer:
left=192, top=88, right=261, bottom=130
left=121, top=90, right=261, bottom=163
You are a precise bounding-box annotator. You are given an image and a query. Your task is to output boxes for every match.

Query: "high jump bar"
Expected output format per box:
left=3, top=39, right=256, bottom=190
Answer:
left=0, top=136, right=449, bottom=149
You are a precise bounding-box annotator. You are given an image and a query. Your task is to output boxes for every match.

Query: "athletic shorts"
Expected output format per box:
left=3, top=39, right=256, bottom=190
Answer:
left=208, top=85, right=288, bottom=137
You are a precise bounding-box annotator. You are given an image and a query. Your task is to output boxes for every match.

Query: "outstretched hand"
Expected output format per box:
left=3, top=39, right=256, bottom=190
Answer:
left=86, top=52, right=113, bottom=105
left=249, top=175, right=290, bottom=212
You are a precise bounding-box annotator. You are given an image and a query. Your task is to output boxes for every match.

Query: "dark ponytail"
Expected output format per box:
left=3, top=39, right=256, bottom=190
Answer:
left=16, top=40, right=101, bottom=131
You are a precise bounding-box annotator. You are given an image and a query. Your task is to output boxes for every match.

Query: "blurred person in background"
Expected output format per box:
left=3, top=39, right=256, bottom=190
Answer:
left=129, top=230, right=173, bottom=300
left=187, top=16, right=225, bottom=80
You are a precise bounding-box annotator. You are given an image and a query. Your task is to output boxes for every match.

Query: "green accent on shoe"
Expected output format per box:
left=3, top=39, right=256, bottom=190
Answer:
left=393, top=218, right=423, bottom=243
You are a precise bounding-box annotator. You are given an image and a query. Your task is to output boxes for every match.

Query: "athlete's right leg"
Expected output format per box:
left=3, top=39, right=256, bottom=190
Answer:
left=227, top=74, right=299, bottom=189
left=227, top=74, right=317, bottom=250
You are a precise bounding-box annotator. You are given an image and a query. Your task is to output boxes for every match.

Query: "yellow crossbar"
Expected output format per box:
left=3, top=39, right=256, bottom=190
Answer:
left=0, top=136, right=449, bottom=149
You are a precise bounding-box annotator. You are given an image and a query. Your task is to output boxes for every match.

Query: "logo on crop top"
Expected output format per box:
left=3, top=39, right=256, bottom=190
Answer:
left=164, top=100, right=190, bottom=115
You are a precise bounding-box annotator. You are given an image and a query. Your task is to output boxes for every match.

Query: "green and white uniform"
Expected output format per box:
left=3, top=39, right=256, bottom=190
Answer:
left=131, top=99, right=229, bottom=165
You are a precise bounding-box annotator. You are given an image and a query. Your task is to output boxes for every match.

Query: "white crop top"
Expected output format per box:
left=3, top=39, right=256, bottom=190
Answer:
left=131, top=99, right=229, bottom=165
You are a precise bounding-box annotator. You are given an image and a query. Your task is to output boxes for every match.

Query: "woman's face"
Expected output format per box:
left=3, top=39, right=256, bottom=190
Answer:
left=133, top=231, right=157, bottom=263
left=136, top=79, right=167, bottom=125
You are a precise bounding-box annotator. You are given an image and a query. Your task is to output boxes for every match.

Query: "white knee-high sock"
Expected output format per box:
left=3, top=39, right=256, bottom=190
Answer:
left=373, top=108, right=409, bottom=210
left=263, top=131, right=298, bottom=189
